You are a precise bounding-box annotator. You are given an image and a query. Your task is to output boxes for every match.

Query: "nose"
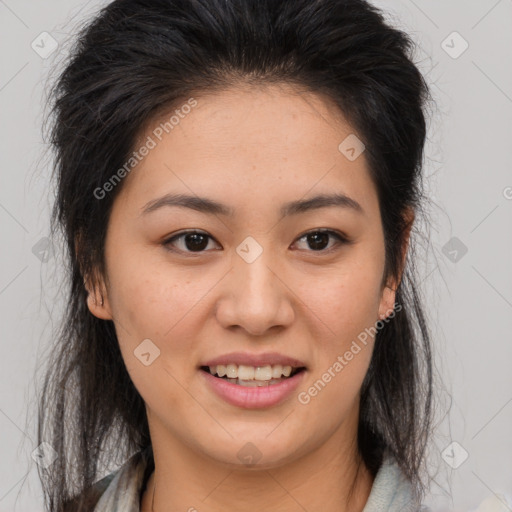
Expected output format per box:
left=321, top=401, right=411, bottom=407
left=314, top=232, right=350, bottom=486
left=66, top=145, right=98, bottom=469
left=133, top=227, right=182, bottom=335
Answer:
left=215, top=250, right=295, bottom=336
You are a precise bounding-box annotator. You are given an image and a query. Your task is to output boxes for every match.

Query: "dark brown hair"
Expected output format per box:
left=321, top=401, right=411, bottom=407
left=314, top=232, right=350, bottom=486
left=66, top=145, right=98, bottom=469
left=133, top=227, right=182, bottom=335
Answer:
left=37, top=0, right=434, bottom=510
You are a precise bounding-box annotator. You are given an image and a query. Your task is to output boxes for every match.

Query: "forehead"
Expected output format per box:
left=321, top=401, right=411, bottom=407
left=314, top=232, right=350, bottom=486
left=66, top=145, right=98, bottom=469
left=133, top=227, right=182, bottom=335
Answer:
left=148, top=84, right=350, bottom=158
left=115, top=84, right=377, bottom=218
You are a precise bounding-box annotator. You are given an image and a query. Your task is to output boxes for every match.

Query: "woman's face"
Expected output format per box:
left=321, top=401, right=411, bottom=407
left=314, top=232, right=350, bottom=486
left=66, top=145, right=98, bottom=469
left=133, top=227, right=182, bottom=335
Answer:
left=88, top=84, right=400, bottom=469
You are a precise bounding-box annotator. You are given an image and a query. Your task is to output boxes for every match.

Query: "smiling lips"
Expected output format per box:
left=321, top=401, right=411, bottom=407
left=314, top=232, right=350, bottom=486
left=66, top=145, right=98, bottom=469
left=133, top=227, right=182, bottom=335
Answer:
left=200, top=366, right=307, bottom=408
left=213, top=362, right=294, bottom=377
left=198, top=351, right=308, bottom=408
left=200, top=351, right=306, bottom=385
left=200, top=351, right=307, bottom=369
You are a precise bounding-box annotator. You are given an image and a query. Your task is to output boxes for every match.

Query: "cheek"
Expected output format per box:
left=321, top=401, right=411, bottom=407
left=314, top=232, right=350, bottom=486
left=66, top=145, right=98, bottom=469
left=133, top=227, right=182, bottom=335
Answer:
left=105, top=265, right=201, bottom=390
left=108, top=260, right=210, bottom=410
left=303, top=259, right=384, bottom=347
left=296, top=264, right=382, bottom=423
left=107, top=245, right=205, bottom=336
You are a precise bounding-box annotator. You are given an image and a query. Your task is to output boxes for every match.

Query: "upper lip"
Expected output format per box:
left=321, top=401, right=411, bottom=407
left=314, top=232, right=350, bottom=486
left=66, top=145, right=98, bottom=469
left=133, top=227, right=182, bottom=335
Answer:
left=200, top=352, right=307, bottom=369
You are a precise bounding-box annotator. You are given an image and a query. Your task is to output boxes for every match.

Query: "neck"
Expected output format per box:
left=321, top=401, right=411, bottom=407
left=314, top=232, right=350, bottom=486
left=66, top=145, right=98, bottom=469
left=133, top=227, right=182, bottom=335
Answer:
left=141, top=423, right=374, bottom=512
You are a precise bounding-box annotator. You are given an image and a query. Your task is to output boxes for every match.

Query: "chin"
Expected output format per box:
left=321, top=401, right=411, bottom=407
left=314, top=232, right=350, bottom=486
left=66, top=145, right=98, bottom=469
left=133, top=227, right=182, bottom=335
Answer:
left=200, top=436, right=303, bottom=471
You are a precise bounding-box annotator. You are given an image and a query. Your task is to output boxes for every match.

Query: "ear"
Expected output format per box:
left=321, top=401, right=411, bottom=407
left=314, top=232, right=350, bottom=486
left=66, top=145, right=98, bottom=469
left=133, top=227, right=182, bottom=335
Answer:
left=75, top=233, right=113, bottom=321
left=85, top=281, right=113, bottom=321
left=378, top=207, right=414, bottom=320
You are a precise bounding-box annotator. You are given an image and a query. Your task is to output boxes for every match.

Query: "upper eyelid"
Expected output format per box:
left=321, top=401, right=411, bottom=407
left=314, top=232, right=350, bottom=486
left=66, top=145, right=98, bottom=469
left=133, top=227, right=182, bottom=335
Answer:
left=295, top=228, right=350, bottom=241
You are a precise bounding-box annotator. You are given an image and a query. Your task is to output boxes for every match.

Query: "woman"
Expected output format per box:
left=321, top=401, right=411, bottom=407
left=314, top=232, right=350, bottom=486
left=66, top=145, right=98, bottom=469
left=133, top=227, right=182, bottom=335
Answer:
left=37, top=0, right=434, bottom=510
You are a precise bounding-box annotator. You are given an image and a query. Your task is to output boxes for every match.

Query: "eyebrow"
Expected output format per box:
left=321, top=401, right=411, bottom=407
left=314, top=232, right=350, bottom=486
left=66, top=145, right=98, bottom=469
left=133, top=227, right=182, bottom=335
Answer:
left=140, top=192, right=364, bottom=218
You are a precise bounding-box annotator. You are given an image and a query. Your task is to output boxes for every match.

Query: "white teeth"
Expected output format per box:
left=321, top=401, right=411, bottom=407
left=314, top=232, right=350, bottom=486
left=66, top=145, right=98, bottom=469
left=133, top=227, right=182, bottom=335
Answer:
left=207, top=363, right=296, bottom=380
left=238, top=365, right=255, bottom=380
left=226, top=364, right=238, bottom=379
left=271, top=364, right=283, bottom=378
left=254, top=365, right=272, bottom=381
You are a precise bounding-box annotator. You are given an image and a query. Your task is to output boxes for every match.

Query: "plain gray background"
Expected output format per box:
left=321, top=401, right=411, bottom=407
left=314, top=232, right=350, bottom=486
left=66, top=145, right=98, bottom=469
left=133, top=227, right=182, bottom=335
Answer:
left=0, top=0, right=511, bottom=510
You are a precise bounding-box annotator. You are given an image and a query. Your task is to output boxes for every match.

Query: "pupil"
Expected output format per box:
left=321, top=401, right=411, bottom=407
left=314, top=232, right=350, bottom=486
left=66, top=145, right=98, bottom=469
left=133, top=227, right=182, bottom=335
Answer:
left=308, top=232, right=329, bottom=250
left=185, top=233, right=208, bottom=251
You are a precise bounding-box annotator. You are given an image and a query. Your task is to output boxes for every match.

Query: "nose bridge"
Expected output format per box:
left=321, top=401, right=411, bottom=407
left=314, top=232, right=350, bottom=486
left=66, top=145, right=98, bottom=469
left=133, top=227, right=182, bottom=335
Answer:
left=235, top=242, right=281, bottom=305
left=217, top=240, right=293, bottom=334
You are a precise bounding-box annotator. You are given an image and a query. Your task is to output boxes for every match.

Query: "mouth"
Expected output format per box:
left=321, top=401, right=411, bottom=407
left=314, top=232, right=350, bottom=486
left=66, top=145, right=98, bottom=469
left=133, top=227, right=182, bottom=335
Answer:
left=198, top=361, right=308, bottom=409
left=199, top=364, right=307, bottom=387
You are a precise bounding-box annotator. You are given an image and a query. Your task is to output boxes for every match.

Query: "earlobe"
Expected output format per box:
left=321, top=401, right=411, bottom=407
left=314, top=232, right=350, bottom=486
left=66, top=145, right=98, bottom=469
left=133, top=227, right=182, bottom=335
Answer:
left=76, top=233, right=113, bottom=320
left=378, top=284, right=397, bottom=320
left=84, top=279, right=113, bottom=320
left=378, top=208, right=414, bottom=321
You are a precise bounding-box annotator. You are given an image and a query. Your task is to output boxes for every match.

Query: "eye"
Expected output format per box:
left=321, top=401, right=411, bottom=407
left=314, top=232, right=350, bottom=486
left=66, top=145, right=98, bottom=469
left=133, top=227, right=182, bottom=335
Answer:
left=162, top=230, right=220, bottom=253
left=162, top=228, right=351, bottom=255
left=292, top=229, right=351, bottom=252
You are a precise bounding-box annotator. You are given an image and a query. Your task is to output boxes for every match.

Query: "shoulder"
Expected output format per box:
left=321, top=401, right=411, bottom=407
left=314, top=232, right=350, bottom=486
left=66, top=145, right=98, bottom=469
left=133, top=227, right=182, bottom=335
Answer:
left=63, top=472, right=117, bottom=511
left=363, top=454, right=421, bottom=512
left=64, top=449, right=152, bottom=512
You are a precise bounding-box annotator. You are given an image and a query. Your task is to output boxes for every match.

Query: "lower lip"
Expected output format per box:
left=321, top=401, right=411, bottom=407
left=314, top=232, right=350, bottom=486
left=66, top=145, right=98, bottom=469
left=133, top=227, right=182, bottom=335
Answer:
left=199, top=369, right=307, bottom=409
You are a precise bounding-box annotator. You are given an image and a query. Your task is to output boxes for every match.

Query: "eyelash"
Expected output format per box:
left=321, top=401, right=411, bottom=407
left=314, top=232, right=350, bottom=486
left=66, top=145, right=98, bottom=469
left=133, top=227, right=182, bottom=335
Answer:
left=162, top=229, right=352, bottom=255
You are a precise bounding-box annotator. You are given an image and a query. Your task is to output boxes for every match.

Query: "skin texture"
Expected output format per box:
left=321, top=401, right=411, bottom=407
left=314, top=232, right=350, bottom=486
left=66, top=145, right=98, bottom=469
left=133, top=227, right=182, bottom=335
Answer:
left=85, top=83, right=411, bottom=512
